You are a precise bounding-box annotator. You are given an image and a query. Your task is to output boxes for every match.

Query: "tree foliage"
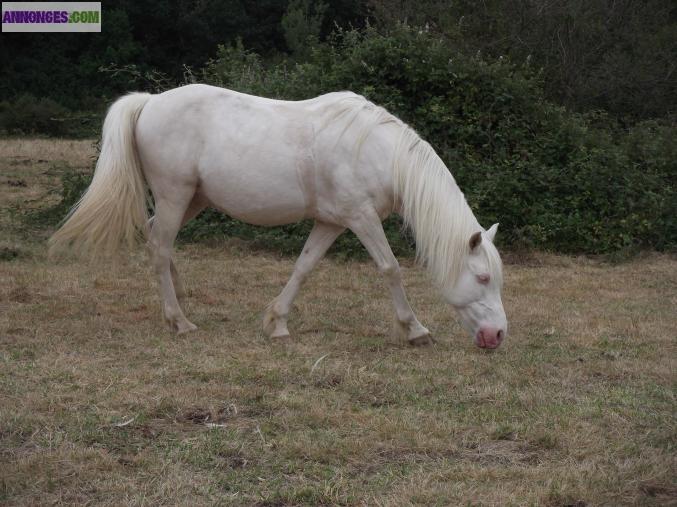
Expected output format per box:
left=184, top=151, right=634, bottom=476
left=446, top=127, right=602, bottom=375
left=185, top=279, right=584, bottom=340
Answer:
left=4, top=2, right=675, bottom=254
left=282, top=0, right=329, bottom=58
left=194, top=26, right=676, bottom=254
left=47, top=26, right=674, bottom=255
left=2, top=0, right=674, bottom=121
left=368, top=0, right=677, bottom=121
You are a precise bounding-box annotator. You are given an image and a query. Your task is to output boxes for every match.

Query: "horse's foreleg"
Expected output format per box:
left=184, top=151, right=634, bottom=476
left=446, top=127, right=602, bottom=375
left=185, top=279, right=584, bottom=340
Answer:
left=263, top=221, right=344, bottom=338
left=148, top=195, right=197, bottom=334
left=349, top=210, right=431, bottom=346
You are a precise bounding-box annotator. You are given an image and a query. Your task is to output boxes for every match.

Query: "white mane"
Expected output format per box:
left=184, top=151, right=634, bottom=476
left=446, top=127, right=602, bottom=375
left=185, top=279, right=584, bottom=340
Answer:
left=322, top=95, right=503, bottom=289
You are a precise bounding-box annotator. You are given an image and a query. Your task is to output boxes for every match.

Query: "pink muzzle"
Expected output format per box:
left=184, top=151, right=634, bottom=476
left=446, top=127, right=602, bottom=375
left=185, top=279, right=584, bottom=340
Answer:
left=476, top=327, right=505, bottom=349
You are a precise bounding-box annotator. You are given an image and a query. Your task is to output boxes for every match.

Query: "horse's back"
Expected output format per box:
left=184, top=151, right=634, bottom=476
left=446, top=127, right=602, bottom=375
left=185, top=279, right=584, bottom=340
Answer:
left=136, top=84, right=365, bottom=153
left=140, top=83, right=361, bottom=118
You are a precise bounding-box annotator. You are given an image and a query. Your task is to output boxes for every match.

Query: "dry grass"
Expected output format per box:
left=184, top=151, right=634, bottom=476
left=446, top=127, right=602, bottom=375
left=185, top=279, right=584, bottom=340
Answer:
left=0, top=138, right=97, bottom=168
left=1, top=140, right=676, bottom=506
left=0, top=138, right=97, bottom=259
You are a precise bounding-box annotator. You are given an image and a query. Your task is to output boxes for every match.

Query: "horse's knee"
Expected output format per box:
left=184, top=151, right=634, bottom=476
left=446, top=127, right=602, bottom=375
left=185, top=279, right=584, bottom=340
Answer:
left=378, top=260, right=400, bottom=279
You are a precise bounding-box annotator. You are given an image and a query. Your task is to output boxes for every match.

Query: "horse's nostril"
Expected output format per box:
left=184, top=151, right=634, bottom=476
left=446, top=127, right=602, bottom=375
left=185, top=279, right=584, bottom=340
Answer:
left=497, top=329, right=504, bottom=342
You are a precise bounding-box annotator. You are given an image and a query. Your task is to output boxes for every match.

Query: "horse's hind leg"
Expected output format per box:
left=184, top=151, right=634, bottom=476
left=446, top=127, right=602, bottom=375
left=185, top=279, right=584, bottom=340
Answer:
left=148, top=191, right=199, bottom=334
left=264, top=221, right=345, bottom=338
left=148, top=195, right=206, bottom=300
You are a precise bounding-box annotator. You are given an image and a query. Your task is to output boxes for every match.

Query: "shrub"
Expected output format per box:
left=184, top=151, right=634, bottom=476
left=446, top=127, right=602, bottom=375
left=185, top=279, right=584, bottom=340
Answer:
left=178, top=211, right=412, bottom=259
left=46, top=25, right=676, bottom=256
left=195, top=25, right=676, bottom=254
left=31, top=167, right=91, bottom=227
left=0, top=94, right=99, bottom=138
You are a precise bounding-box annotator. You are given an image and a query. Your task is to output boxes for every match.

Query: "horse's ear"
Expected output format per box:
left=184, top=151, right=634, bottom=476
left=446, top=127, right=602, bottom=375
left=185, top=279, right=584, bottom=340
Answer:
left=486, top=223, right=499, bottom=243
left=469, top=231, right=482, bottom=251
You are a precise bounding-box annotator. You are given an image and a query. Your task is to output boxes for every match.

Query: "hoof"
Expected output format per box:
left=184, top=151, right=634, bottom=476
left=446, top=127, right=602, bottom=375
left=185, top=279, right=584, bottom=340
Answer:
left=166, top=317, right=197, bottom=334
left=408, top=333, right=433, bottom=347
left=176, top=321, right=198, bottom=334
left=263, top=300, right=289, bottom=338
left=262, top=316, right=276, bottom=337
left=270, top=330, right=291, bottom=340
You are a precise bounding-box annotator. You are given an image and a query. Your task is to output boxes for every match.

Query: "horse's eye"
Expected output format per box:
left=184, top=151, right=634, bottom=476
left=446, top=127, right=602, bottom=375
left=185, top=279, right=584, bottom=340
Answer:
left=477, top=274, right=490, bottom=285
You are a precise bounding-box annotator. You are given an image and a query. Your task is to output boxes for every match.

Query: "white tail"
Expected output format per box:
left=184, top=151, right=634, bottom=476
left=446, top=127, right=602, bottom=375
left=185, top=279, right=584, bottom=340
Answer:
left=49, top=92, right=152, bottom=257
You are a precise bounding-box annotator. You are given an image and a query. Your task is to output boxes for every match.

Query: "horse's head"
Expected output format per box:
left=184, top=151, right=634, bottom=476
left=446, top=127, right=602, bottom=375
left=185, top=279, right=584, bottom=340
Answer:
left=443, top=223, right=507, bottom=349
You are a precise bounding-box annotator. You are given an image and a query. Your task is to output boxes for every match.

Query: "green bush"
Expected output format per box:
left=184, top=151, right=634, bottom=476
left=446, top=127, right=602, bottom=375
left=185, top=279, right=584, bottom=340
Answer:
left=0, top=94, right=99, bottom=138
left=193, top=25, right=675, bottom=254
left=178, top=211, right=413, bottom=259
left=45, top=25, right=676, bottom=256
left=31, top=167, right=91, bottom=227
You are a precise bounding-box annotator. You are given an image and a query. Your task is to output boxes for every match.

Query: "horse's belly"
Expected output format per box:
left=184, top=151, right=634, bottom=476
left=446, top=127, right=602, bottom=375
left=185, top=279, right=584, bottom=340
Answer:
left=200, top=168, right=307, bottom=226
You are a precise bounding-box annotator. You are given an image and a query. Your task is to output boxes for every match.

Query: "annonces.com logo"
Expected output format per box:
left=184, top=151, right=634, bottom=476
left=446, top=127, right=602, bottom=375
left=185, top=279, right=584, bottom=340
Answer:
left=2, top=2, right=101, bottom=32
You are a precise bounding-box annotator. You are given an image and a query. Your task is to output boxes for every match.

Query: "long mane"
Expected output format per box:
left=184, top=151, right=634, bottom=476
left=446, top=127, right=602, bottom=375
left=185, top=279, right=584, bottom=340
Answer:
left=322, top=94, right=502, bottom=289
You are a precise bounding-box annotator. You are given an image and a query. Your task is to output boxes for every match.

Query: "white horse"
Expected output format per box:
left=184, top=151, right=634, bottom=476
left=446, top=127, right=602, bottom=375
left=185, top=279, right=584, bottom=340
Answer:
left=50, top=84, right=507, bottom=349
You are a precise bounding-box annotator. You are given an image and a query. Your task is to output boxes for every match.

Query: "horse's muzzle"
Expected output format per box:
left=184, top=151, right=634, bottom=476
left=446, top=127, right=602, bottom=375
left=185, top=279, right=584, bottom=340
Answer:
left=475, top=327, right=504, bottom=349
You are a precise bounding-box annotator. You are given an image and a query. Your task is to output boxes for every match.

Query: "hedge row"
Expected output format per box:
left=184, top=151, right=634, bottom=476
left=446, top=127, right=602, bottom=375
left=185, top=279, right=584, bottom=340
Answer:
left=53, top=26, right=677, bottom=255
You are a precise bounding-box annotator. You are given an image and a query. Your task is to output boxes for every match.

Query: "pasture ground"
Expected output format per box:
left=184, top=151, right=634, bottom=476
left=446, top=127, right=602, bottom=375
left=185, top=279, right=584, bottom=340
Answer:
left=1, top=139, right=675, bottom=506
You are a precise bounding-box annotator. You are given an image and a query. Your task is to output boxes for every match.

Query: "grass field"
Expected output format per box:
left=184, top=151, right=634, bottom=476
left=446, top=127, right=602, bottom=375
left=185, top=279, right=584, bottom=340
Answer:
left=1, top=139, right=676, bottom=506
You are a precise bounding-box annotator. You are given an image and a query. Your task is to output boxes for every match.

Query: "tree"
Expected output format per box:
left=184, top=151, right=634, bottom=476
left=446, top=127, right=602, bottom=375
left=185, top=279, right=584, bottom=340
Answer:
left=282, top=0, right=328, bottom=58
